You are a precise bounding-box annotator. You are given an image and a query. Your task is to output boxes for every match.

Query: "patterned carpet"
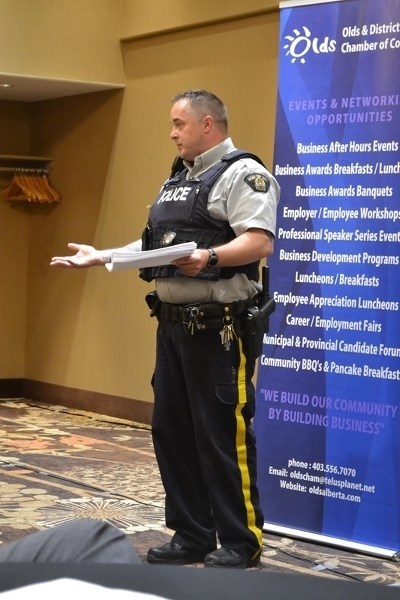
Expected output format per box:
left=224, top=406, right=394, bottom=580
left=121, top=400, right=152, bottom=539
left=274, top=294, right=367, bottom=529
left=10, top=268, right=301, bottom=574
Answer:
left=0, top=398, right=399, bottom=588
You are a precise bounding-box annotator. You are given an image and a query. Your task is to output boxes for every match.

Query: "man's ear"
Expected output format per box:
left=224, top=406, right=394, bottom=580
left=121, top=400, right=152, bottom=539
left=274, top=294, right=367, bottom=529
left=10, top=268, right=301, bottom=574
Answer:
left=203, top=115, right=213, bottom=133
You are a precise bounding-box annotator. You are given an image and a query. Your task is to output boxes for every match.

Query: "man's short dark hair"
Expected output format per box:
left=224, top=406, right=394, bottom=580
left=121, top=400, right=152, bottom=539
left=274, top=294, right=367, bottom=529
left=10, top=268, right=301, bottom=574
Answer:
left=171, top=89, right=228, bottom=130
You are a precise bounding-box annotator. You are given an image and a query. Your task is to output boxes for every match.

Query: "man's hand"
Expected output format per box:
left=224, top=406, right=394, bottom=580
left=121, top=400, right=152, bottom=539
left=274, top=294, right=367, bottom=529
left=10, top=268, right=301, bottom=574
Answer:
left=173, top=249, right=208, bottom=277
left=50, top=243, right=106, bottom=268
left=173, top=229, right=274, bottom=277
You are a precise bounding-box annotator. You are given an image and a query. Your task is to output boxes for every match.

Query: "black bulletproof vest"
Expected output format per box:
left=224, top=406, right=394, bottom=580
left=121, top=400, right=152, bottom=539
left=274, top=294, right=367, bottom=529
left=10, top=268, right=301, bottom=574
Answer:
left=140, top=150, right=265, bottom=282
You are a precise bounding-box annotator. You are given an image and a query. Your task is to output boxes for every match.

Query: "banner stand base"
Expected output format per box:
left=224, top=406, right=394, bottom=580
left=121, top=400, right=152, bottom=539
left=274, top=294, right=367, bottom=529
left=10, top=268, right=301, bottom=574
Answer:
left=263, top=523, right=399, bottom=561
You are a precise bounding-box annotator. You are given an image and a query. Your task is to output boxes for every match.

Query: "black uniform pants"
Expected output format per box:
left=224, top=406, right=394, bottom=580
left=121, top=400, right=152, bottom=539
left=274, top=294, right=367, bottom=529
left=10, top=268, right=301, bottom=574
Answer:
left=151, top=317, right=264, bottom=560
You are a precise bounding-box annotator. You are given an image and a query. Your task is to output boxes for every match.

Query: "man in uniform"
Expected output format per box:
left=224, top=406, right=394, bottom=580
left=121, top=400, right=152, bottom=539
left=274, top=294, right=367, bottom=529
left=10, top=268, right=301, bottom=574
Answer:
left=51, top=89, right=280, bottom=569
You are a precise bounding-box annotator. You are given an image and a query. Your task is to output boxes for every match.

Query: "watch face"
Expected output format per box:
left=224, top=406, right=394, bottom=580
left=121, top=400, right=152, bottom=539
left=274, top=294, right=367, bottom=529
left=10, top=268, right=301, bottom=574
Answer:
left=208, top=249, right=218, bottom=266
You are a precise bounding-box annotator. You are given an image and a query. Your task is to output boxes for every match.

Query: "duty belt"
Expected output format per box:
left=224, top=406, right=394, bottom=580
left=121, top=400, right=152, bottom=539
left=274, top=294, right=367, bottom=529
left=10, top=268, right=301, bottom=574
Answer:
left=161, top=300, right=247, bottom=330
left=145, top=291, right=252, bottom=348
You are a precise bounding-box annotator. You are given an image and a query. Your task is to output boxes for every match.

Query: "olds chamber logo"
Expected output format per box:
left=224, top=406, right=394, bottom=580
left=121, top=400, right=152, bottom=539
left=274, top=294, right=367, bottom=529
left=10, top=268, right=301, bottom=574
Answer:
left=283, top=26, right=336, bottom=63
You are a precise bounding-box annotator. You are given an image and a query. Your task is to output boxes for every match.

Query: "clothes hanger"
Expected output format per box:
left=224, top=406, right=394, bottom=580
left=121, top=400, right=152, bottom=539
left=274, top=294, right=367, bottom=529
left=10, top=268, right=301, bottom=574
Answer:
left=1, top=169, right=61, bottom=203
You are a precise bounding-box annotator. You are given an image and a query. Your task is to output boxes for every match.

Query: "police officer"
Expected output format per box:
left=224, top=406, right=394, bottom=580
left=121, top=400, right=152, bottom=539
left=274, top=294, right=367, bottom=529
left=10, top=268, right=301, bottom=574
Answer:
left=51, top=89, right=280, bottom=569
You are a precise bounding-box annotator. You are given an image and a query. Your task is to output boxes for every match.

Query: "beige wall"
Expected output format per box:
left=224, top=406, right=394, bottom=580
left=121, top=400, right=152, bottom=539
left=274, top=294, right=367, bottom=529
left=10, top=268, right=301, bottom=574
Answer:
left=0, top=103, right=31, bottom=377
left=0, top=1, right=280, bottom=416
left=119, top=0, right=279, bottom=40
left=0, top=0, right=124, bottom=83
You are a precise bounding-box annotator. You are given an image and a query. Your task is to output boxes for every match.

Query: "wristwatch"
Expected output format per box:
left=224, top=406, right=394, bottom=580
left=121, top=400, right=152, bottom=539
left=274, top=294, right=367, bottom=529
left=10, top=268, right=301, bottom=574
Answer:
left=207, top=248, right=219, bottom=267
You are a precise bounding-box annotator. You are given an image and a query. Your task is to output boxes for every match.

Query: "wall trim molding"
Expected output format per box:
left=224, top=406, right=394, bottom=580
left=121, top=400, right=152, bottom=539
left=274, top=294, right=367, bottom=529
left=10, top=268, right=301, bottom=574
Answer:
left=0, top=379, right=152, bottom=426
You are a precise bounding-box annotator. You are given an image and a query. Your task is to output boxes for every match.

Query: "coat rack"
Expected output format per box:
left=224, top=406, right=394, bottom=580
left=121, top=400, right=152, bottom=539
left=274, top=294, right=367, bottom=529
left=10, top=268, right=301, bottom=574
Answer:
left=0, top=154, right=61, bottom=204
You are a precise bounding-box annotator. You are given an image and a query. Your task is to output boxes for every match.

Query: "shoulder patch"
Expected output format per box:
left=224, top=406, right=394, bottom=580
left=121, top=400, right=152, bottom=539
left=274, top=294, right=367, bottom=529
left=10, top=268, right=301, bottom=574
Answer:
left=244, top=173, right=270, bottom=193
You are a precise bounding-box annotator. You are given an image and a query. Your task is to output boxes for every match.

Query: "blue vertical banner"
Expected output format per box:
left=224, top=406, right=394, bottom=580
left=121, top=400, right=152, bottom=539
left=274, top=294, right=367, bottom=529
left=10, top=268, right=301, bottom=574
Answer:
left=255, top=0, right=400, bottom=557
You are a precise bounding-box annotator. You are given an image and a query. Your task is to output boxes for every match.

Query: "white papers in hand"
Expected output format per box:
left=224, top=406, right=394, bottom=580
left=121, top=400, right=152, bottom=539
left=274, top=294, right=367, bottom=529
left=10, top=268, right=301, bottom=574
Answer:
left=105, top=241, right=197, bottom=272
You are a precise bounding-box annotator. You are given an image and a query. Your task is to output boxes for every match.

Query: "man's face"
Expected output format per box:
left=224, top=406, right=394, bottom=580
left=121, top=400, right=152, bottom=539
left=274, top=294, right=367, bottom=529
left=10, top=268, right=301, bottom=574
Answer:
left=169, top=99, right=208, bottom=162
